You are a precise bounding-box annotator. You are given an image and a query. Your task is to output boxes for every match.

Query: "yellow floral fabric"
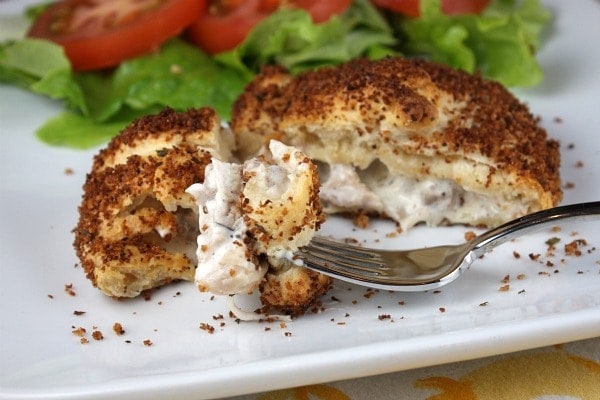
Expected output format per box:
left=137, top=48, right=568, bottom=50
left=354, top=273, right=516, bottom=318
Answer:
left=229, top=338, right=599, bottom=400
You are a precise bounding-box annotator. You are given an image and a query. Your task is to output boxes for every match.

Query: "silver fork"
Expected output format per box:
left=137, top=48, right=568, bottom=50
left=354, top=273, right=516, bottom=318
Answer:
left=296, top=201, right=600, bottom=291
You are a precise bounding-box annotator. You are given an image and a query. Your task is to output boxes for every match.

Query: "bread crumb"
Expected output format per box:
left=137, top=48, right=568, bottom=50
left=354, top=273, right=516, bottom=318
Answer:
left=143, top=339, right=153, bottom=346
left=464, top=230, right=477, bottom=241
left=72, top=327, right=86, bottom=337
left=64, top=283, right=76, bottom=296
left=352, top=213, right=370, bottom=229
left=565, top=239, right=587, bottom=256
left=113, top=322, right=125, bottom=335
left=199, top=323, right=215, bottom=334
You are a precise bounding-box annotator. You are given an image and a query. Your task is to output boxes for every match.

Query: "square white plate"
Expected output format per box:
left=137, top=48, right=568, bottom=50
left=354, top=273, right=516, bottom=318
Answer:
left=1, top=1, right=599, bottom=399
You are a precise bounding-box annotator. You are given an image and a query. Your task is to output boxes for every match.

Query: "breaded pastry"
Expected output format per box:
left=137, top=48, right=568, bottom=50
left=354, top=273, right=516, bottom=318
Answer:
left=231, top=57, right=562, bottom=230
left=73, top=107, right=235, bottom=297
left=74, top=108, right=330, bottom=317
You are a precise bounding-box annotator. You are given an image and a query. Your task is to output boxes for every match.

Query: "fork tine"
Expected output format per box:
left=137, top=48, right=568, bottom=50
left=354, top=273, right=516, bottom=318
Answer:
left=300, top=237, right=388, bottom=274
left=309, top=236, right=381, bottom=260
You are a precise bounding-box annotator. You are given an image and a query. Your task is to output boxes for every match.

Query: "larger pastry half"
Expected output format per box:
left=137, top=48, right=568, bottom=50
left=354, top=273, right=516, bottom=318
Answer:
left=231, top=57, right=562, bottom=230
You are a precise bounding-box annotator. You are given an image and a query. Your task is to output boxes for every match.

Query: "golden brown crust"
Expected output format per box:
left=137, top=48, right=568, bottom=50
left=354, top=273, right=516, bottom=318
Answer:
left=260, top=265, right=332, bottom=317
left=74, top=108, right=231, bottom=297
left=231, top=57, right=562, bottom=225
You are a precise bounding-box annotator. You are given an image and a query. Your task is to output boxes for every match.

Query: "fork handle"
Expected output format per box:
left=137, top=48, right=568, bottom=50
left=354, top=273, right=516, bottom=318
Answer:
left=470, top=201, right=600, bottom=257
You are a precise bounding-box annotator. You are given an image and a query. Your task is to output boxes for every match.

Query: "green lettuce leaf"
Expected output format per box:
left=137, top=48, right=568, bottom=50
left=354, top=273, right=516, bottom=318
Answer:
left=1, top=39, right=248, bottom=148
left=0, top=39, right=87, bottom=112
left=215, top=0, right=398, bottom=77
left=395, top=0, right=551, bottom=87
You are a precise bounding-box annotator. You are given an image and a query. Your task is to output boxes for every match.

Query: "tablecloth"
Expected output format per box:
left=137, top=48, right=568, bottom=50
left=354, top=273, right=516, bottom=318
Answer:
left=227, top=337, right=600, bottom=399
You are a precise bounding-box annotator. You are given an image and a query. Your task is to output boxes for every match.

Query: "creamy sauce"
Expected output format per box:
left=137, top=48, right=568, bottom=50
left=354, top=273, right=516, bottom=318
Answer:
left=186, top=160, right=267, bottom=295
left=320, top=163, right=524, bottom=230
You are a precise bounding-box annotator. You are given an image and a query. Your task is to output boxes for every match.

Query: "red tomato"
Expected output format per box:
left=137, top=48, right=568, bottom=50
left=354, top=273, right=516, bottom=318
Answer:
left=187, top=0, right=351, bottom=55
left=371, top=0, right=490, bottom=17
left=27, top=0, right=205, bottom=71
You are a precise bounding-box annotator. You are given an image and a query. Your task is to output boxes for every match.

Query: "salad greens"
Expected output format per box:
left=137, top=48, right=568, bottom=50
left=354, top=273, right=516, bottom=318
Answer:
left=0, top=0, right=551, bottom=149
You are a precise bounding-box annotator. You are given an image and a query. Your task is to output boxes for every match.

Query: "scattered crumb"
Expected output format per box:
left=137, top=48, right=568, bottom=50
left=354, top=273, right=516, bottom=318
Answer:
left=64, top=283, right=76, bottom=296
left=575, top=160, right=584, bottom=168
left=479, top=301, right=489, bottom=307
left=516, top=274, right=526, bottom=280
left=439, top=307, right=446, bottom=313
left=565, top=239, right=587, bottom=256
left=464, top=230, right=477, bottom=241
left=352, top=213, right=370, bottom=229
left=284, top=332, right=292, bottom=337
left=143, top=339, right=153, bottom=346
left=378, top=314, right=391, bottom=320
left=113, top=322, right=125, bottom=336
left=92, top=330, right=104, bottom=341
left=498, top=284, right=510, bottom=292
left=72, top=327, right=86, bottom=337
left=64, top=167, right=74, bottom=175
left=513, top=251, right=521, bottom=259
left=199, top=323, right=215, bottom=334
left=80, top=338, right=89, bottom=344
left=73, top=310, right=86, bottom=316
left=47, top=294, right=54, bottom=299
left=563, top=182, right=575, bottom=189
left=501, top=275, right=510, bottom=284
left=528, top=253, right=541, bottom=261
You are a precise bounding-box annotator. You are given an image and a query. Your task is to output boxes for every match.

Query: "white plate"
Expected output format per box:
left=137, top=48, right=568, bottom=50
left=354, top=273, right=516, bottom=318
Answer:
left=1, top=1, right=599, bottom=399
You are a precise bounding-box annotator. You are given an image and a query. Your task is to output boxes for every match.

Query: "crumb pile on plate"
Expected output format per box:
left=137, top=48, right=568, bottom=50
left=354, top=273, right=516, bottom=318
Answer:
left=74, top=56, right=562, bottom=318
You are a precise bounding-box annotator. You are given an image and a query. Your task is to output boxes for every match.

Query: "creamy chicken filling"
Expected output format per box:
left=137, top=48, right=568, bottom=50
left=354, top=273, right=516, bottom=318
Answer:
left=318, top=160, right=523, bottom=230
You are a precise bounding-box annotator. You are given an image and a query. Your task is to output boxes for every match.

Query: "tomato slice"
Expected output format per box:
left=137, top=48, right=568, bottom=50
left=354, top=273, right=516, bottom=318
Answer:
left=371, top=0, right=490, bottom=17
left=27, top=0, right=205, bottom=71
left=187, top=0, right=351, bottom=55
